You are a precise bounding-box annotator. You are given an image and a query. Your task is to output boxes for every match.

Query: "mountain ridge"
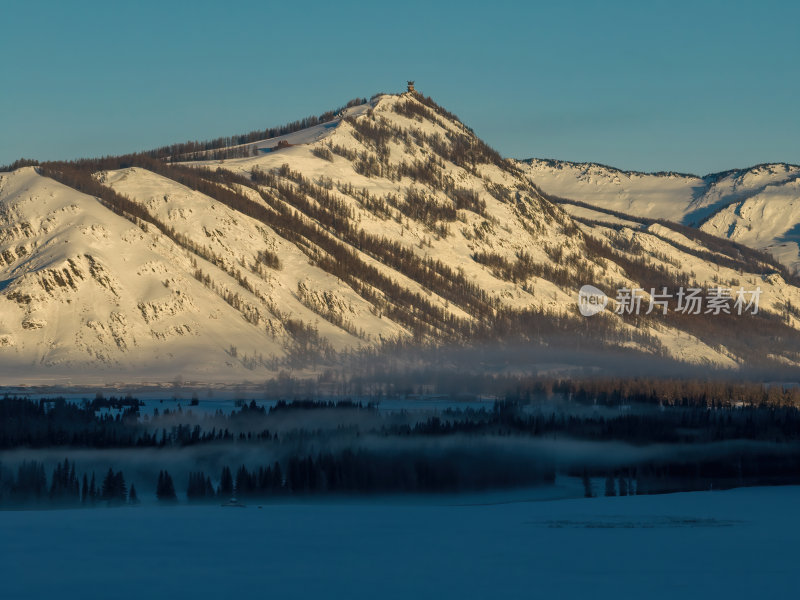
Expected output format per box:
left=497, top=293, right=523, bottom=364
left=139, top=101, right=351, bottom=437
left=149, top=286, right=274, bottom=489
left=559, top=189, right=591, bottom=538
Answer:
left=521, top=156, right=800, bottom=181
left=2, top=91, right=800, bottom=383
left=520, top=157, right=800, bottom=272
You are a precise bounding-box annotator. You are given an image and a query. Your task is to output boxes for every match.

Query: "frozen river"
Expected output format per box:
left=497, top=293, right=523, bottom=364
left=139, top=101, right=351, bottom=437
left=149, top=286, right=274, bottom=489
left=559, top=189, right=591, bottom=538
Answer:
left=2, top=485, right=798, bottom=599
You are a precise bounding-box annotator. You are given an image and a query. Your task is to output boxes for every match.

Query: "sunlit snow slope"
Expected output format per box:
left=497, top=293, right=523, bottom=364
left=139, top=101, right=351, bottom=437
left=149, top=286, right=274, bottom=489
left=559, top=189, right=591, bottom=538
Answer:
left=0, top=167, right=286, bottom=382
left=2, top=92, right=800, bottom=382
left=520, top=159, right=800, bottom=272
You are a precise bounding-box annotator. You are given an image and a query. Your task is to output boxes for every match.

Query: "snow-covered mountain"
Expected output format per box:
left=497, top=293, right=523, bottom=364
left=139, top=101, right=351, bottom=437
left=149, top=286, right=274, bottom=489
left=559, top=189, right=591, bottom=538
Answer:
left=2, top=91, right=800, bottom=383
left=0, top=166, right=291, bottom=383
left=520, top=159, right=800, bottom=272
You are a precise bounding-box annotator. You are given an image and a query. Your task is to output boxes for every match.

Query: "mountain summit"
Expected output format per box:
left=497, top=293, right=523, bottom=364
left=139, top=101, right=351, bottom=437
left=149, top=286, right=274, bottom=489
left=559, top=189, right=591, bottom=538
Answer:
left=2, top=91, right=799, bottom=382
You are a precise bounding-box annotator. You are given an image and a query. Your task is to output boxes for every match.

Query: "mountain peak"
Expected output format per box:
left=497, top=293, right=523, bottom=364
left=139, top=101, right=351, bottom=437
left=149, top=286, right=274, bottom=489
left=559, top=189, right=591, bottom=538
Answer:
left=2, top=93, right=800, bottom=382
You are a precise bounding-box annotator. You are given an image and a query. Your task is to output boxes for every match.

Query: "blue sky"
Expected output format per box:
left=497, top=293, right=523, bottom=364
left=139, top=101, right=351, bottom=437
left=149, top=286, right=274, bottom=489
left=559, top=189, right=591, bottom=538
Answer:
left=1, top=0, right=797, bottom=174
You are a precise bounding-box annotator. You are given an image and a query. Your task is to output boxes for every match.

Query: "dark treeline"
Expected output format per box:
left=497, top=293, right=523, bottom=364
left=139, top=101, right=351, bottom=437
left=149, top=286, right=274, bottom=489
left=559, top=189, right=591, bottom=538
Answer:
left=4, top=380, right=800, bottom=506
left=188, top=447, right=555, bottom=500
left=3, top=379, right=800, bottom=450
left=576, top=447, right=800, bottom=498
left=0, top=158, right=40, bottom=172
left=0, top=458, right=136, bottom=508
left=0, top=395, right=378, bottom=449
left=629, top=451, right=800, bottom=495
left=143, top=97, right=367, bottom=162
left=523, top=377, right=800, bottom=407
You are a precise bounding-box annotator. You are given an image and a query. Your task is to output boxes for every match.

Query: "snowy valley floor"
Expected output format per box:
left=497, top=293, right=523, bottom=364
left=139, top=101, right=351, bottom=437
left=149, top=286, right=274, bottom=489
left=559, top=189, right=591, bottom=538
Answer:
left=2, top=486, right=798, bottom=600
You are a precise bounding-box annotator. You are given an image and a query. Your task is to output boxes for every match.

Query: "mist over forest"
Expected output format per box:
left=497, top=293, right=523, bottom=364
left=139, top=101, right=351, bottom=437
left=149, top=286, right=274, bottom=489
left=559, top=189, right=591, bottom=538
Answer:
left=3, top=375, right=800, bottom=509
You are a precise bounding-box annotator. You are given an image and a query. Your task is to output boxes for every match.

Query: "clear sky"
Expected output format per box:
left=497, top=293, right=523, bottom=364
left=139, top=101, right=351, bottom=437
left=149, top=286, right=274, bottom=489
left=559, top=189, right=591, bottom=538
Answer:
left=1, top=0, right=797, bottom=174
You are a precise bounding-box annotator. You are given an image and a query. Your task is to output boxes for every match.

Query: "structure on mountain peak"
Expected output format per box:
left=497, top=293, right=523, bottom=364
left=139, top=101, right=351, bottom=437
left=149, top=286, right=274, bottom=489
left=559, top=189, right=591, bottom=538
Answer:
left=407, top=81, right=415, bottom=93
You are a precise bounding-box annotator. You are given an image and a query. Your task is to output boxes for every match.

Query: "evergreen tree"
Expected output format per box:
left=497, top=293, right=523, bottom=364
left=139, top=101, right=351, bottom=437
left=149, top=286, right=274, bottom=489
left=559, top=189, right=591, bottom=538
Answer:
left=235, top=465, right=255, bottom=497
left=101, top=468, right=127, bottom=505
left=70, top=462, right=79, bottom=498
left=13, top=461, right=47, bottom=504
left=605, top=475, right=616, bottom=497
left=115, top=471, right=127, bottom=500
left=205, top=476, right=215, bottom=498
left=128, top=483, right=139, bottom=505
left=101, top=468, right=115, bottom=501
left=49, top=458, right=79, bottom=504
left=89, top=473, right=97, bottom=505
left=156, top=470, right=177, bottom=502
left=219, top=466, right=233, bottom=497
left=272, top=462, right=283, bottom=492
left=187, top=472, right=210, bottom=501
left=582, top=469, right=593, bottom=498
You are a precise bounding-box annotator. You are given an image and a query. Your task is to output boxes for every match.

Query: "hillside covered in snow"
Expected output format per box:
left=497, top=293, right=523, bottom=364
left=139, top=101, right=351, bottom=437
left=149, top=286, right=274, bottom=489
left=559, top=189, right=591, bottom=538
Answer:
left=520, top=159, right=800, bottom=272
left=2, top=91, right=800, bottom=383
